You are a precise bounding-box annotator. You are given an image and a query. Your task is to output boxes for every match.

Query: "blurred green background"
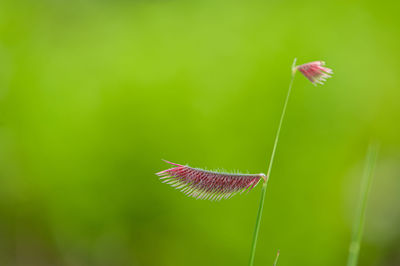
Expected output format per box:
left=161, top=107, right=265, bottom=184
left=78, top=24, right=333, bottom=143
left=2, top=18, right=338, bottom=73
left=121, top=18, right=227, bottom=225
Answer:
left=0, top=0, right=399, bottom=265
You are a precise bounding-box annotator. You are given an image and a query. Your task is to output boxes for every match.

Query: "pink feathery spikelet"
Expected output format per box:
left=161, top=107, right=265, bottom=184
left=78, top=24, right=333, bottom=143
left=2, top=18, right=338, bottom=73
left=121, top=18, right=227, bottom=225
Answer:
left=157, top=160, right=266, bottom=201
left=293, top=61, right=333, bottom=85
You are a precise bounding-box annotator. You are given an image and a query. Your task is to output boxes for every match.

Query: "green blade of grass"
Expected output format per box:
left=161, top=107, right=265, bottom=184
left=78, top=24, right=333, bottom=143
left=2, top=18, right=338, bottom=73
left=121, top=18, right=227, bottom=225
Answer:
left=346, top=143, right=379, bottom=266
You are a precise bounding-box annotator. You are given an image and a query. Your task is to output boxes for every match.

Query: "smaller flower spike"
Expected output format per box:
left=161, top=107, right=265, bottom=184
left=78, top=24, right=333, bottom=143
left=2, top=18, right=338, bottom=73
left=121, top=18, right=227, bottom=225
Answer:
left=157, top=160, right=266, bottom=201
left=293, top=61, right=333, bottom=85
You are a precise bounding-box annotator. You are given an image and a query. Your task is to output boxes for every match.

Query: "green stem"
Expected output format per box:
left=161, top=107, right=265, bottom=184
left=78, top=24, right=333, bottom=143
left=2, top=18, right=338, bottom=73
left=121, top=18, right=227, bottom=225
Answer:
left=273, top=250, right=280, bottom=266
left=248, top=59, right=297, bottom=266
left=346, top=143, right=379, bottom=266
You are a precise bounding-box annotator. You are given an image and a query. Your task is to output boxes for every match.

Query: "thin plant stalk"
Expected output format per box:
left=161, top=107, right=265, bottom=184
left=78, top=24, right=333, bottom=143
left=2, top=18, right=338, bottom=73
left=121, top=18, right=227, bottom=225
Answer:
left=273, top=250, right=280, bottom=266
left=347, top=143, right=379, bottom=266
left=248, top=58, right=297, bottom=266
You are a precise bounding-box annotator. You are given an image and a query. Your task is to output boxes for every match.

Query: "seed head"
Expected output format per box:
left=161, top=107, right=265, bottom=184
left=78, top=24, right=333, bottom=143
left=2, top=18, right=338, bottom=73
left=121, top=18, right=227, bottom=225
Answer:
left=293, top=61, right=333, bottom=85
left=156, top=160, right=266, bottom=201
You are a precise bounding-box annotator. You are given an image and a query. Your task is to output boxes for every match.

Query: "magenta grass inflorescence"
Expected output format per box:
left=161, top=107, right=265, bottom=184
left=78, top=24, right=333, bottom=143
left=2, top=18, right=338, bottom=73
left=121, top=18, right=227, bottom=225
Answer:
left=294, top=61, right=333, bottom=85
left=157, top=160, right=266, bottom=201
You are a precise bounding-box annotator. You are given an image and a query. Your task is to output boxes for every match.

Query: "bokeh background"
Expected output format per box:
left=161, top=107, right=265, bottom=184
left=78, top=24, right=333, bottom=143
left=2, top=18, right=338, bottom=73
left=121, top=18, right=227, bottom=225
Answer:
left=0, top=0, right=399, bottom=265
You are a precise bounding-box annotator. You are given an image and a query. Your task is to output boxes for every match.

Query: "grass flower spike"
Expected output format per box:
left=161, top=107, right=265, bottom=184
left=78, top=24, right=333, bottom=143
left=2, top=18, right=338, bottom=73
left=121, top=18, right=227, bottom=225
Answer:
left=293, top=61, right=333, bottom=85
left=157, top=160, right=266, bottom=200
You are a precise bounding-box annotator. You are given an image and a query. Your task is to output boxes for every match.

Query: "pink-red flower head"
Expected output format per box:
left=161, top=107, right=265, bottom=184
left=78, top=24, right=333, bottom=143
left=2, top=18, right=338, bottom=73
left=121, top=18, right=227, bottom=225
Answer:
left=293, top=61, right=333, bottom=85
left=157, top=160, right=266, bottom=201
